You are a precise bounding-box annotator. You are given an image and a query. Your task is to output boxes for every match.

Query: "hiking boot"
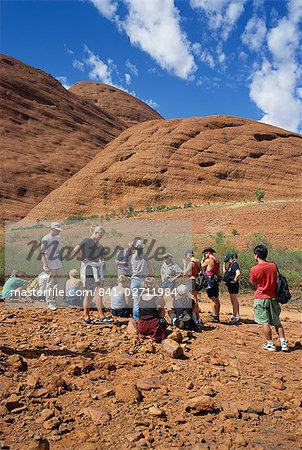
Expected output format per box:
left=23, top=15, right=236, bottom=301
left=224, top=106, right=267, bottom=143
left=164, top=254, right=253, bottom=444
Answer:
left=47, top=302, right=57, bottom=311
left=281, top=341, right=289, bottom=352
left=262, top=342, right=276, bottom=352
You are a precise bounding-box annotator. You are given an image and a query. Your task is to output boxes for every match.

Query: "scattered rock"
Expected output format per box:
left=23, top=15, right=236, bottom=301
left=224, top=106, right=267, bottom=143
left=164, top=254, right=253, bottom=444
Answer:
left=137, top=376, right=161, bottom=391
left=168, top=330, right=183, bottom=343
left=184, top=396, right=216, bottom=414
left=6, top=354, right=27, bottom=372
left=26, top=437, right=50, bottom=450
left=272, top=379, right=286, bottom=390
left=86, top=407, right=111, bottom=425
left=5, top=394, right=23, bottom=411
left=115, top=384, right=142, bottom=403
left=126, top=431, right=144, bottom=442
left=127, top=318, right=139, bottom=336
left=43, top=416, right=61, bottom=430
left=148, top=406, right=165, bottom=417
left=162, top=338, right=184, bottom=359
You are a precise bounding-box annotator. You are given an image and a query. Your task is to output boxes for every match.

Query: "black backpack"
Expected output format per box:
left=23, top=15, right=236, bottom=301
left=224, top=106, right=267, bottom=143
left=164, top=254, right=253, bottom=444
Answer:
left=192, top=261, right=208, bottom=291
left=274, top=263, right=291, bottom=304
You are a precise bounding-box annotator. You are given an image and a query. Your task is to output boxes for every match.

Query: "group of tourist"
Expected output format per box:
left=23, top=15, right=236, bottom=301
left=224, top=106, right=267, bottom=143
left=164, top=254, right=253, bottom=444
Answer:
left=1, top=222, right=289, bottom=352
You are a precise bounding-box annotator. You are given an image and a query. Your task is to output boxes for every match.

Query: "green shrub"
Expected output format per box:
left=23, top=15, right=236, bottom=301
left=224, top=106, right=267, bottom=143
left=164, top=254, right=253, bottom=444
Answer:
left=231, top=229, right=240, bottom=236
left=184, top=202, right=193, bottom=208
left=254, top=188, right=265, bottom=202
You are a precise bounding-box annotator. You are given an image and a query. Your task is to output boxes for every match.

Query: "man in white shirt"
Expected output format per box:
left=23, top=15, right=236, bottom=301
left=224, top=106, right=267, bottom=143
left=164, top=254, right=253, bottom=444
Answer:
left=41, top=222, right=65, bottom=310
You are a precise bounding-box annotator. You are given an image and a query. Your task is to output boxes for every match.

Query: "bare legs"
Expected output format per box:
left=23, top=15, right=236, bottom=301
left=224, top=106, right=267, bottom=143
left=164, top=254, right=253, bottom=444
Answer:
left=210, top=296, right=220, bottom=317
left=230, top=293, right=240, bottom=317
left=262, top=323, right=286, bottom=340
left=83, top=282, right=104, bottom=321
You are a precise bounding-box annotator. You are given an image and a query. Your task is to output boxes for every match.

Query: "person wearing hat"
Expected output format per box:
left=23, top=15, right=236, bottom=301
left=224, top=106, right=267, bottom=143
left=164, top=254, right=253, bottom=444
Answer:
left=160, top=253, right=182, bottom=291
left=168, top=284, right=201, bottom=329
left=41, top=222, right=65, bottom=310
left=201, top=247, right=221, bottom=323
left=73, top=226, right=113, bottom=324
left=65, top=269, right=83, bottom=307
left=223, top=253, right=241, bottom=324
left=129, top=239, right=152, bottom=320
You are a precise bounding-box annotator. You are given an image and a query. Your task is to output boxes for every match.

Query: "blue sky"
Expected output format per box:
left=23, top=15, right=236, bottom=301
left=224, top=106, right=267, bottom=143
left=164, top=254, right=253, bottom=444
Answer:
left=1, top=0, right=302, bottom=132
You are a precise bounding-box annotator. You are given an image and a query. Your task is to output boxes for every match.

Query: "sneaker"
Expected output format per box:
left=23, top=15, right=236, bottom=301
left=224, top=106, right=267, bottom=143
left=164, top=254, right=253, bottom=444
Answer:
left=47, top=302, right=57, bottom=311
left=102, top=317, right=114, bottom=323
left=262, top=342, right=276, bottom=352
left=281, top=341, right=289, bottom=352
left=229, top=315, right=240, bottom=324
left=209, top=315, right=220, bottom=323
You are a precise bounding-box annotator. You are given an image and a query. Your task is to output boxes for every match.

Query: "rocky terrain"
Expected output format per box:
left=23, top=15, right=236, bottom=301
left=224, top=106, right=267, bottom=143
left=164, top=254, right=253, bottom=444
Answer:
left=25, top=116, right=302, bottom=221
left=69, top=82, right=163, bottom=127
left=0, top=296, right=301, bottom=450
left=0, top=55, right=162, bottom=222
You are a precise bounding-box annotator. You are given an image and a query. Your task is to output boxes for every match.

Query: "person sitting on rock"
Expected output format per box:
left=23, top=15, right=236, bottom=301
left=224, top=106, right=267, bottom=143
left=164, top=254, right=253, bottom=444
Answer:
left=66, top=269, right=83, bottom=307
left=1, top=270, right=29, bottom=300
left=168, top=284, right=202, bottom=330
left=160, top=253, right=182, bottom=291
left=137, top=277, right=167, bottom=343
left=110, top=274, right=132, bottom=318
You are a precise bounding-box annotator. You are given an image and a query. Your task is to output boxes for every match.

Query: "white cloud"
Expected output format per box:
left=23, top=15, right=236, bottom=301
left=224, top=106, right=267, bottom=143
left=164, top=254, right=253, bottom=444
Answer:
left=83, top=45, right=114, bottom=84
left=90, top=0, right=196, bottom=80
left=90, top=0, right=118, bottom=20
left=72, top=59, right=85, bottom=71
left=56, top=76, right=71, bottom=90
left=249, top=1, right=302, bottom=132
left=145, top=98, right=159, bottom=109
left=216, top=43, right=226, bottom=65
left=192, top=42, right=202, bottom=56
left=200, top=50, right=215, bottom=69
left=122, top=0, right=196, bottom=79
left=126, top=59, right=138, bottom=76
left=125, top=73, right=131, bottom=84
left=190, top=0, right=247, bottom=40
left=242, top=16, right=267, bottom=51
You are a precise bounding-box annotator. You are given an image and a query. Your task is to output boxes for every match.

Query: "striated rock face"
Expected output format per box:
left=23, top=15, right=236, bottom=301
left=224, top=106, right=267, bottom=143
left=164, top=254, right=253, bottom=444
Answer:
left=26, top=115, right=302, bottom=220
left=69, top=81, right=163, bottom=126
left=0, top=54, right=128, bottom=221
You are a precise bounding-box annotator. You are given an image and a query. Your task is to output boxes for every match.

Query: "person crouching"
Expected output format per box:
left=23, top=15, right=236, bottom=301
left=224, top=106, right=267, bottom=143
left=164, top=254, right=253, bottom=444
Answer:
left=137, top=277, right=167, bottom=342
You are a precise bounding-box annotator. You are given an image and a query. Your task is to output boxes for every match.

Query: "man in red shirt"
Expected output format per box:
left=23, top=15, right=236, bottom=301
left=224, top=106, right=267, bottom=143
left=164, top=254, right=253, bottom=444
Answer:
left=250, top=245, right=288, bottom=352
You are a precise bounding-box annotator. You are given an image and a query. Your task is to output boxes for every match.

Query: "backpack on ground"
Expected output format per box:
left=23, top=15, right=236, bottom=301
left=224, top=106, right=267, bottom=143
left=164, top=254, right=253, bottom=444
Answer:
left=274, top=263, right=291, bottom=305
left=175, top=311, right=195, bottom=330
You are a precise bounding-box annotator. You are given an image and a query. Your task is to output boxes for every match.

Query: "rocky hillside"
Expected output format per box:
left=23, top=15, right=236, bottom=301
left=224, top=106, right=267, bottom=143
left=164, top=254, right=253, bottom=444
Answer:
left=69, top=82, right=163, bottom=126
left=0, top=55, right=160, bottom=221
left=26, top=115, right=302, bottom=220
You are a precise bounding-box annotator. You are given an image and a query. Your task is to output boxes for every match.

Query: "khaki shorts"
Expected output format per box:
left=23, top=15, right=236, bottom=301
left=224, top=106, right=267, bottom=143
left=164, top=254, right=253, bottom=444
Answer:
left=254, top=298, right=281, bottom=326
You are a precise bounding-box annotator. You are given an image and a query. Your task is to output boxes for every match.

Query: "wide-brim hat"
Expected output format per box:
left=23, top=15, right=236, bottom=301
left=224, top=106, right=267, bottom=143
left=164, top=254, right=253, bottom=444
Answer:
left=50, top=222, right=63, bottom=231
left=176, top=284, right=188, bottom=296
left=202, top=247, right=216, bottom=254
left=163, top=253, right=173, bottom=259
